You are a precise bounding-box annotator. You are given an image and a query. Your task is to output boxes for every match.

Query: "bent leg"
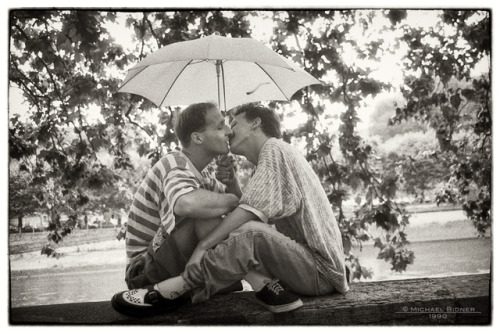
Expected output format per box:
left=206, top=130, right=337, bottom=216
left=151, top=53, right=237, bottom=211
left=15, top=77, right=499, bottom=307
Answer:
left=144, top=217, right=221, bottom=285
left=194, top=219, right=277, bottom=293
left=193, top=217, right=248, bottom=293
left=192, top=221, right=333, bottom=303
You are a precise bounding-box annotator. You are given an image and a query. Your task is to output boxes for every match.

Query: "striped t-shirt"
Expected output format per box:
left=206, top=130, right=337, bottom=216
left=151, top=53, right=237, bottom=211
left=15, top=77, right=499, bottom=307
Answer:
left=126, top=151, right=225, bottom=265
left=239, top=138, right=349, bottom=293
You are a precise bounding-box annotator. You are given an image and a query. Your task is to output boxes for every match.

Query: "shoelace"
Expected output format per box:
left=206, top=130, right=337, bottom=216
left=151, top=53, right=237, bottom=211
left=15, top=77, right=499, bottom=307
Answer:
left=125, top=289, right=147, bottom=305
left=266, top=280, right=285, bottom=295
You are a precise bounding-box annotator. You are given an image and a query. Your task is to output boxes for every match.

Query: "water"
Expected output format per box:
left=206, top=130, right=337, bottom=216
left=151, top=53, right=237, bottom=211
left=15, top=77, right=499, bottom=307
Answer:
left=10, top=265, right=127, bottom=308
left=352, top=237, right=491, bottom=281
left=352, top=209, right=491, bottom=281
left=407, top=209, right=467, bottom=224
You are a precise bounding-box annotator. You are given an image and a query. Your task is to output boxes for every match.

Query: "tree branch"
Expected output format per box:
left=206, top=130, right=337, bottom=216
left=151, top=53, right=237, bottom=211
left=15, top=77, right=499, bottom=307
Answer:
left=11, top=61, right=46, bottom=97
left=124, top=105, right=156, bottom=141
left=15, top=21, right=71, bottom=114
left=145, top=16, right=161, bottom=48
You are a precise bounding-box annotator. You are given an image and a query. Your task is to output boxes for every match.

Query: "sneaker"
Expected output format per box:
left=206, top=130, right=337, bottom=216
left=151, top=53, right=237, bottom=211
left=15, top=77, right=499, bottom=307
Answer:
left=255, top=279, right=303, bottom=313
left=111, top=285, right=185, bottom=317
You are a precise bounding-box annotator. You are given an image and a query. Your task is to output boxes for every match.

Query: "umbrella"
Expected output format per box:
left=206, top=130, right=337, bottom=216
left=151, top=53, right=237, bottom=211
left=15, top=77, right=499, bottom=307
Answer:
left=118, top=34, right=321, bottom=111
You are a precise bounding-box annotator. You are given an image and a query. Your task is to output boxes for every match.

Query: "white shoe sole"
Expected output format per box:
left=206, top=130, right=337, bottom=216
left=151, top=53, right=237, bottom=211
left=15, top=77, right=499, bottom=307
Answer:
left=257, top=298, right=304, bottom=313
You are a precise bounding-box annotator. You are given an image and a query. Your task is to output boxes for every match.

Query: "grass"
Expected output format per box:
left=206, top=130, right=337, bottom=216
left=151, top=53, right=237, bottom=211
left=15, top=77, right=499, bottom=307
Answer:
left=9, top=228, right=119, bottom=255
left=404, top=203, right=462, bottom=213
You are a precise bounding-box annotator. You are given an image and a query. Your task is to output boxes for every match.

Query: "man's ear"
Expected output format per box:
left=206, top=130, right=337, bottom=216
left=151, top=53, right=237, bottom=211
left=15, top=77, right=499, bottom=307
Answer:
left=191, top=132, right=203, bottom=144
left=251, top=117, right=262, bottom=130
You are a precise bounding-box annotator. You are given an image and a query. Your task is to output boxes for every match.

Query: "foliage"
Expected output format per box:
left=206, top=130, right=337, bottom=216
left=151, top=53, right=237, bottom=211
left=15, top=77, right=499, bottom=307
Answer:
left=376, top=131, right=449, bottom=201
left=392, top=10, right=491, bottom=234
left=8, top=10, right=491, bottom=277
left=9, top=167, right=37, bottom=214
left=270, top=10, right=416, bottom=278
left=368, top=96, right=427, bottom=142
left=9, top=164, right=40, bottom=231
left=9, top=11, right=143, bottom=227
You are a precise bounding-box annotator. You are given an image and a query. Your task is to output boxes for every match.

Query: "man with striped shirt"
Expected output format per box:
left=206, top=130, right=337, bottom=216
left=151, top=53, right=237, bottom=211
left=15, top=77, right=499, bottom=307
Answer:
left=120, top=102, right=301, bottom=316
left=124, top=102, right=240, bottom=289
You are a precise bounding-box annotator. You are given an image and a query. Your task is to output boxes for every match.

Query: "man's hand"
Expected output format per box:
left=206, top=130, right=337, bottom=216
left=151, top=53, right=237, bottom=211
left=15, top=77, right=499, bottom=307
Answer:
left=216, top=155, right=236, bottom=186
left=182, top=247, right=207, bottom=287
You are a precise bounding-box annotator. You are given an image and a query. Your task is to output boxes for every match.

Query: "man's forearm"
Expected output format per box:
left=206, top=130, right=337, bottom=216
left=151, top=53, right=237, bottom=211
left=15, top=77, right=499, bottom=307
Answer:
left=174, top=189, right=239, bottom=218
left=197, top=206, right=257, bottom=251
left=225, top=179, right=243, bottom=198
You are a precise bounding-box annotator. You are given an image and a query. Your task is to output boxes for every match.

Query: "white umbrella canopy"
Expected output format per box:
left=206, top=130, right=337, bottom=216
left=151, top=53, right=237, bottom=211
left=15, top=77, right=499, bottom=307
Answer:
left=118, top=34, right=321, bottom=110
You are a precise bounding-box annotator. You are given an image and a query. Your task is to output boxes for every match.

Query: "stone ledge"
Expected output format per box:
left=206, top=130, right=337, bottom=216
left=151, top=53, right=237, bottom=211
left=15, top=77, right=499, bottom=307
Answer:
left=10, top=273, right=491, bottom=325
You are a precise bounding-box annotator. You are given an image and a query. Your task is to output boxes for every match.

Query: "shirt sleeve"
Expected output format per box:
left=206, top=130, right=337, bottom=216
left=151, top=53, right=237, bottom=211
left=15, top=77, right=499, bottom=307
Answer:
left=239, top=162, right=300, bottom=223
left=163, top=168, right=199, bottom=212
left=238, top=203, right=268, bottom=223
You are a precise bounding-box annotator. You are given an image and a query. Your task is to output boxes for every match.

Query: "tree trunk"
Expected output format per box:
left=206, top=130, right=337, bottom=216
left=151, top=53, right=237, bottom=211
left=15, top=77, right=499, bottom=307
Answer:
left=48, top=209, right=54, bottom=228
left=17, top=216, right=22, bottom=234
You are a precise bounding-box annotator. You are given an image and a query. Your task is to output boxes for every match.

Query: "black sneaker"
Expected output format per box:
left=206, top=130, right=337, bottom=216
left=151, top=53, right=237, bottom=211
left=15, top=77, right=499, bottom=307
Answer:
left=255, top=279, right=303, bottom=313
left=111, top=285, right=185, bottom=317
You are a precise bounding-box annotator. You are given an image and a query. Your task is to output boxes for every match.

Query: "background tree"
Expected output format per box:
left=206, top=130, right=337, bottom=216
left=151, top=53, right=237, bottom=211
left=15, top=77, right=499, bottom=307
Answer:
left=378, top=131, right=450, bottom=202
left=368, top=96, right=427, bottom=142
left=10, top=11, right=126, bottom=224
left=270, top=10, right=418, bottom=275
left=392, top=10, right=491, bottom=234
left=9, top=164, right=40, bottom=232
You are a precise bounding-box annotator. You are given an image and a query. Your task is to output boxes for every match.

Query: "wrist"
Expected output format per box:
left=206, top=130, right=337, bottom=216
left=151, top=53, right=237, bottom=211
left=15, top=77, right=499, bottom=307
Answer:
left=197, top=241, right=210, bottom=252
left=225, top=193, right=239, bottom=209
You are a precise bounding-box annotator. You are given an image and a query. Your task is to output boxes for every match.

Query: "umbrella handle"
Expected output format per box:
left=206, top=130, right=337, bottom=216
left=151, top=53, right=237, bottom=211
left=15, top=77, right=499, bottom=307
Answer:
left=216, top=60, right=222, bottom=111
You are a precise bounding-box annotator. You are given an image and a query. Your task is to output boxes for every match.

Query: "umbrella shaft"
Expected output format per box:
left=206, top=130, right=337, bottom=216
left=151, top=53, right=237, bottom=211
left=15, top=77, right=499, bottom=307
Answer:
left=216, top=60, right=222, bottom=75
left=215, top=60, right=225, bottom=111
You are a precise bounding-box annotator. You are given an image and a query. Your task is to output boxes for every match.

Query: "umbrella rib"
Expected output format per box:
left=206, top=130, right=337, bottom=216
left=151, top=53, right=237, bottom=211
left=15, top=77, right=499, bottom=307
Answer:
left=254, top=63, right=290, bottom=100
left=221, top=61, right=227, bottom=112
left=158, top=60, right=194, bottom=107
left=117, top=66, right=149, bottom=92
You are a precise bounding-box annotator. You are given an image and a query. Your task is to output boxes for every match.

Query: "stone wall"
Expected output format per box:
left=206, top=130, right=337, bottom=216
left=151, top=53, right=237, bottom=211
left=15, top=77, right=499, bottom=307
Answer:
left=10, top=273, right=491, bottom=325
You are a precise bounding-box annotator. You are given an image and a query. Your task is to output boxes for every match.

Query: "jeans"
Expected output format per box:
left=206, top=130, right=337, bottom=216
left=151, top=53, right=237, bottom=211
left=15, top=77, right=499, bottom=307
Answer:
left=192, top=220, right=335, bottom=303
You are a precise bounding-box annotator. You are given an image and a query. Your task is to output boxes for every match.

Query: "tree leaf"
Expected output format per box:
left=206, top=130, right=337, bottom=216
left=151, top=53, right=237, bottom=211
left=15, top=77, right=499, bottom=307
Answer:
left=450, top=93, right=462, bottom=109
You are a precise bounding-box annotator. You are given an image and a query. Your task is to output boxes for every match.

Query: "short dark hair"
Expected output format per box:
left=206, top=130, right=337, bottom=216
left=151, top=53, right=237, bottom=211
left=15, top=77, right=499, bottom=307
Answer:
left=175, top=102, right=217, bottom=147
left=234, top=104, right=281, bottom=139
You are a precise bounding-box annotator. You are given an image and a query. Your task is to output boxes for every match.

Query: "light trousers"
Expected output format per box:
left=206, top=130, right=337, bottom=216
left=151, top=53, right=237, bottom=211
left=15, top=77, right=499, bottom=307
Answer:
left=192, top=221, right=335, bottom=303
